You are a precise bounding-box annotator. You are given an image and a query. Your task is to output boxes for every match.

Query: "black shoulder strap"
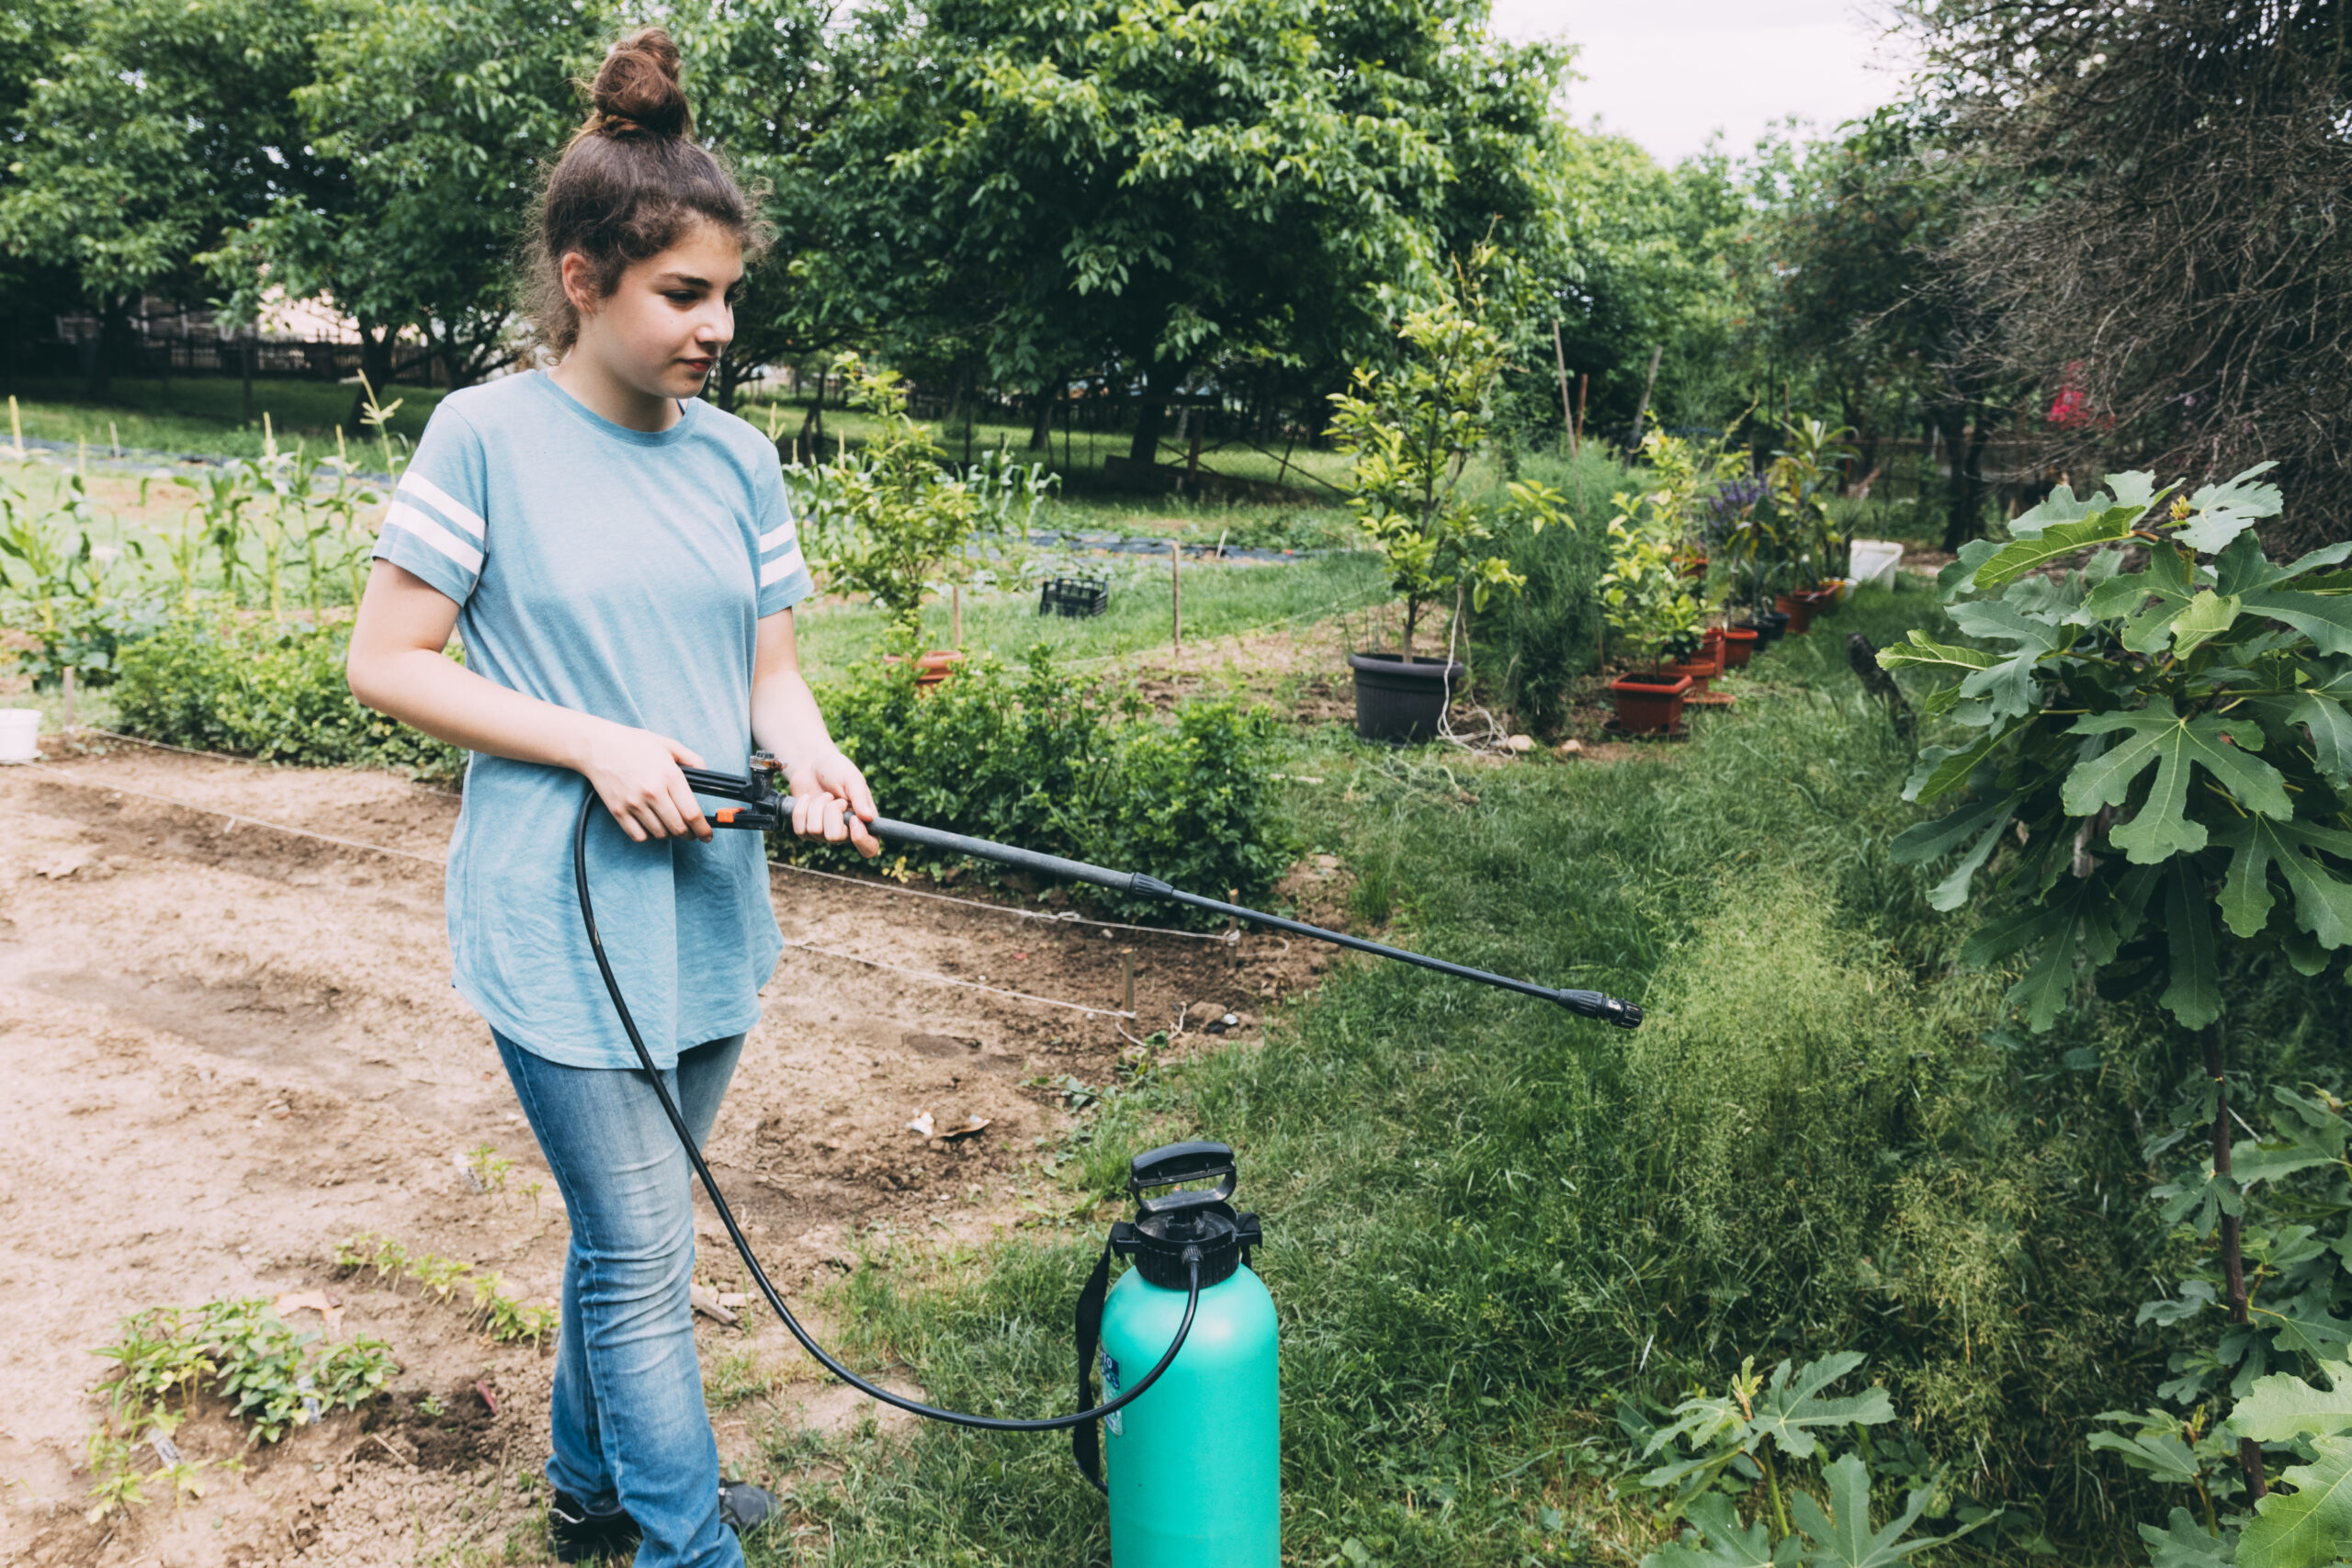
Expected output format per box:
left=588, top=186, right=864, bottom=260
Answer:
left=1071, top=1239, right=1114, bottom=1493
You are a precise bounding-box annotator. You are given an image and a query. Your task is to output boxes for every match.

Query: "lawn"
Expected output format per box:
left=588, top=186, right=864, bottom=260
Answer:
left=731, top=581, right=2235, bottom=1567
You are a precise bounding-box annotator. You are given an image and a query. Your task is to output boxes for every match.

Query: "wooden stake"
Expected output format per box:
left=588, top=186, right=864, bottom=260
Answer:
left=61, top=666, right=75, bottom=733
left=1576, top=373, right=1589, bottom=454
left=952, top=583, right=963, bottom=649
left=1170, top=540, right=1182, bottom=660
left=1631, top=344, right=1664, bottom=441
left=1551, top=322, right=1575, bottom=453
left=1122, top=953, right=1135, bottom=1020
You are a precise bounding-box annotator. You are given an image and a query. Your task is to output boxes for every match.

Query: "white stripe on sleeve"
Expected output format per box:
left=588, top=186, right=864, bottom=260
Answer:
left=759, top=545, right=808, bottom=587
left=758, top=523, right=797, bottom=553
left=385, top=502, right=485, bottom=577
left=398, top=473, right=487, bottom=543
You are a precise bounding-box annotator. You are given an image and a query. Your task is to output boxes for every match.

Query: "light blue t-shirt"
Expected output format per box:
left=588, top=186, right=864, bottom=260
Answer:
left=374, top=371, right=813, bottom=1070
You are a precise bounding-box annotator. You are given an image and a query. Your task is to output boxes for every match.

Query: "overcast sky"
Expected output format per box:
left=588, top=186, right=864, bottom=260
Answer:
left=1489, top=0, right=1916, bottom=164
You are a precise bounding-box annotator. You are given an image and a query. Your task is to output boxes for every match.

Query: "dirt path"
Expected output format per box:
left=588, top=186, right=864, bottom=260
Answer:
left=0, top=742, right=1321, bottom=1568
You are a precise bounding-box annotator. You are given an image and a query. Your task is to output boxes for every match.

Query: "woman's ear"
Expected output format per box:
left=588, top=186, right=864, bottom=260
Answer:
left=559, top=252, right=603, bottom=321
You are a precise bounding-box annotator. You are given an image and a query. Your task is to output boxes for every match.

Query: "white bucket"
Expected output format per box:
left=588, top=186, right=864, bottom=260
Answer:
left=1849, top=538, right=1905, bottom=590
left=0, top=709, right=40, bottom=764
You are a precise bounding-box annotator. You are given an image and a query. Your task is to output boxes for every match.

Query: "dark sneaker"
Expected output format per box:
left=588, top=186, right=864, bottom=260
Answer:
left=718, top=1478, right=780, bottom=1539
left=548, top=1491, right=640, bottom=1562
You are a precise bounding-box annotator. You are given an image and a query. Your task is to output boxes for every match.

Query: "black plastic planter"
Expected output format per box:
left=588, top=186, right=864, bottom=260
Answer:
left=1737, top=611, right=1792, bottom=649
left=1348, top=651, right=1464, bottom=742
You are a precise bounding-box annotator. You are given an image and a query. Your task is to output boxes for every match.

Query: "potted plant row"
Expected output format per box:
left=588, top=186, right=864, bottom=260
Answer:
left=1710, top=416, right=1857, bottom=640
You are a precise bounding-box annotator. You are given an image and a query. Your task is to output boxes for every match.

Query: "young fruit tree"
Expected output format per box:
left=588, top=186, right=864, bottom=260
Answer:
left=1328, top=245, right=1568, bottom=661
left=1879, top=466, right=2352, bottom=1509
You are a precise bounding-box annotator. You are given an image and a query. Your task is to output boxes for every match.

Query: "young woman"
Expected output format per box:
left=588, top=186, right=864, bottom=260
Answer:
left=345, top=29, right=876, bottom=1568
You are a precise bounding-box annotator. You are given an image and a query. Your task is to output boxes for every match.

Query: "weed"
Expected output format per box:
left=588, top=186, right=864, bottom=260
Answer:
left=335, top=1231, right=559, bottom=1347
left=465, top=1142, right=514, bottom=1197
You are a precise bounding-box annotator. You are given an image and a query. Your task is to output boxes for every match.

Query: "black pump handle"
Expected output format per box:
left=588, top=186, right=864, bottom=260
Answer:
left=677, top=765, right=1644, bottom=1029
left=1130, top=1140, right=1238, bottom=1216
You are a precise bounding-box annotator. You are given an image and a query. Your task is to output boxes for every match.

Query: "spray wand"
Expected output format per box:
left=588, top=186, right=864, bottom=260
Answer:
left=679, top=756, right=1644, bottom=1029
left=570, top=756, right=1642, bottom=1448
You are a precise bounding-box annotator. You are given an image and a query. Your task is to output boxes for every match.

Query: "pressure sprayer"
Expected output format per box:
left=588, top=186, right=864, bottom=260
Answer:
left=572, top=754, right=1643, bottom=1566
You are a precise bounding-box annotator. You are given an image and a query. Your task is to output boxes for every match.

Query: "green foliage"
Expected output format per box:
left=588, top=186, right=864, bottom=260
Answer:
left=815, top=0, right=1572, bottom=450
left=1879, top=467, right=2352, bottom=1032
left=0, top=0, right=323, bottom=312
left=2139, top=1087, right=2352, bottom=1410
left=1713, top=418, right=1855, bottom=615
left=796, top=649, right=1288, bottom=923
left=1329, top=246, right=1570, bottom=659
left=334, top=1231, right=559, bottom=1346
left=113, top=614, right=465, bottom=782
left=85, top=1294, right=399, bottom=1522
left=755, top=590, right=2202, bottom=1563
left=0, top=460, right=161, bottom=689
left=797, top=355, right=1029, bottom=649
left=1599, top=427, right=1724, bottom=666
left=1465, top=461, right=1614, bottom=734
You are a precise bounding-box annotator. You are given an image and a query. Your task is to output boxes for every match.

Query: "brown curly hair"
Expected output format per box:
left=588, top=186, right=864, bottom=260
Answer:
left=523, top=28, right=769, bottom=357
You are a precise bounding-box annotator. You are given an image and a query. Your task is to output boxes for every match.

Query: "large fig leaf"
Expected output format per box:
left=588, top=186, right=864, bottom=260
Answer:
left=2064, top=703, right=2291, bottom=863
left=1945, top=599, right=2070, bottom=720
left=1643, top=1495, right=1795, bottom=1568
left=2229, top=1362, right=2352, bottom=1444
left=2138, top=1507, right=2237, bottom=1568
left=1892, top=794, right=2024, bottom=911
left=2212, top=817, right=2352, bottom=946
left=2085, top=545, right=2202, bottom=653
left=1874, top=631, right=1996, bottom=677
left=2163, top=861, right=2222, bottom=1030
left=2172, top=463, right=2285, bottom=554
left=2235, top=1436, right=2352, bottom=1568
left=1791, top=1453, right=1989, bottom=1567
left=2240, top=586, right=2352, bottom=657
left=1747, top=1354, right=1894, bottom=1459
left=1972, top=511, right=2143, bottom=592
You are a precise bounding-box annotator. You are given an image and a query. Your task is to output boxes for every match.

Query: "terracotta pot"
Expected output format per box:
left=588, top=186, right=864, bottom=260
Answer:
left=1662, top=657, right=1717, bottom=694
left=1773, top=592, right=1815, bottom=636
left=886, top=649, right=967, bottom=690
left=1676, top=553, right=1710, bottom=581
left=1709, top=625, right=1759, bottom=670
left=1609, top=672, right=1693, bottom=735
left=1810, top=581, right=1847, bottom=615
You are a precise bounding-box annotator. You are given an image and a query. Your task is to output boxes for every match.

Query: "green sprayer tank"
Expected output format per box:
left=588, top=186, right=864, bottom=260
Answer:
left=1082, top=1141, right=1280, bottom=1567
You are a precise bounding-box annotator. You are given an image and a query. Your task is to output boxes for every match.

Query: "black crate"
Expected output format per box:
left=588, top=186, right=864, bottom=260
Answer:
left=1038, top=574, right=1110, bottom=617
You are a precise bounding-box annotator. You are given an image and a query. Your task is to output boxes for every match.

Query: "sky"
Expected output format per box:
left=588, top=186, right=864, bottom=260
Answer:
left=1489, top=0, right=1917, bottom=164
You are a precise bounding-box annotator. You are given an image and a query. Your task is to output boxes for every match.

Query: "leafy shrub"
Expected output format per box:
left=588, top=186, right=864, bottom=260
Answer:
left=85, top=1296, right=400, bottom=1519
left=1471, top=505, right=1608, bottom=735
left=113, top=614, right=464, bottom=782
left=796, top=648, right=1290, bottom=923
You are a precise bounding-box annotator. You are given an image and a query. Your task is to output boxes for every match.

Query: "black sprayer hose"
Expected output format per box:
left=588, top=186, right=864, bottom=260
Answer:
left=572, top=786, right=1200, bottom=1433
left=701, top=774, right=1643, bottom=1029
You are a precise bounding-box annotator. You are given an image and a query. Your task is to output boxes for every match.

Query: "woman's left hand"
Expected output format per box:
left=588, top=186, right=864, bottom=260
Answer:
left=786, top=751, right=882, bottom=858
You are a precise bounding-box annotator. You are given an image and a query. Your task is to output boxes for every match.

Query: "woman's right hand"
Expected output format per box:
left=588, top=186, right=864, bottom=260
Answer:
left=578, top=719, right=710, bottom=842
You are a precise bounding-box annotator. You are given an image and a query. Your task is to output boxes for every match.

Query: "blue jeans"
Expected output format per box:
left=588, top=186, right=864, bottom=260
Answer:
left=495, top=1030, right=748, bottom=1568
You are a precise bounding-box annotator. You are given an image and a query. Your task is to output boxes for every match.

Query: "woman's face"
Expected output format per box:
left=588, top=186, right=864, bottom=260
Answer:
left=564, top=219, right=742, bottom=402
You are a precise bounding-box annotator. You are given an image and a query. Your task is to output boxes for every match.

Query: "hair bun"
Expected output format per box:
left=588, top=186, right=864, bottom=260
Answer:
left=590, top=28, right=689, bottom=139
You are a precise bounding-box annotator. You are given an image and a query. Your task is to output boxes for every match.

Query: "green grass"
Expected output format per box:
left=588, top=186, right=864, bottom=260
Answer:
left=5, top=377, right=447, bottom=460
left=791, top=549, right=1386, bottom=675
left=735, top=581, right=2265, bottom=1566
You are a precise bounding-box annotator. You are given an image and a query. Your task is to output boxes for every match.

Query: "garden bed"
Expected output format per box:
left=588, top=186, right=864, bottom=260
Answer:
left=0, top=742, right=1336, bottom=1568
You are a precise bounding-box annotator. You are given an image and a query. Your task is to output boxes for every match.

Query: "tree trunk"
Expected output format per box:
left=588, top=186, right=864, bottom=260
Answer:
left=2205, top=1022, right=2269, bottom=1502
left=86, top=294, right=133, bottom=400
left=1125, top=358, right=1182, bottom=468
left=1028, top=375, right=1058, bottom=452
left=1937, top=402, right=1991, bottom=551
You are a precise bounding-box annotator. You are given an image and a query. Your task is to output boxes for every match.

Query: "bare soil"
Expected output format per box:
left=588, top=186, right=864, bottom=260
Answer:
left=0, top=741, right=1326, bottom=1568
